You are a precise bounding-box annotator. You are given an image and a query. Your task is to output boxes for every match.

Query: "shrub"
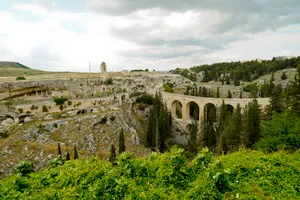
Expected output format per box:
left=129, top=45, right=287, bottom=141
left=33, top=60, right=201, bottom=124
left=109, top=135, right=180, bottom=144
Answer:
left=53, top=97, right=68, bottom=105
left=42, top=106, right=48, bottom=112
left=135, top=94, right=154, bottom=105
left=18, top=108, right=23, bottom=113
left=100, top=116, right=107, bottom=124
left=15, top=161, right=34, bottom=176
left=163, top=82, right=174, bottom=93
left=0, top=130, right=9, bottom=139
left=50, top=156, right=65, bottom=168
left=104, top=77, right=113, bottom=85
left=26, top=111, right=31, bottom=114
left=59, top=105, right=64, bottom=111
left=67, top=101, right=72, bottom=106
left=110, top=116, right=115, bottom=121
left=16, top=77, right=26, bottom=80
left=30, top=105, right=35, bottom=110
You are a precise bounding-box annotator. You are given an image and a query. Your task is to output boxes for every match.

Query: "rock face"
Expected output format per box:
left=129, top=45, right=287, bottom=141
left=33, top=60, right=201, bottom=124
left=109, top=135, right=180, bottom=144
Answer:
left=0, top=103, right=149, bottom=178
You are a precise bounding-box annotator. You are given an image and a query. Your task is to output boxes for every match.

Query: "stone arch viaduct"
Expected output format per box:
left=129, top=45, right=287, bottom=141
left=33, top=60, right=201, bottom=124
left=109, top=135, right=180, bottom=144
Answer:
left=161, top=92, right=270, bottom=129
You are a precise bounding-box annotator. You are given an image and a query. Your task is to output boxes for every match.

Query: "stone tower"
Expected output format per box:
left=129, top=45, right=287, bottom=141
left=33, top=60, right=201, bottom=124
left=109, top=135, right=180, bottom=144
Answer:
left=100, top=62, right=107, bottom=79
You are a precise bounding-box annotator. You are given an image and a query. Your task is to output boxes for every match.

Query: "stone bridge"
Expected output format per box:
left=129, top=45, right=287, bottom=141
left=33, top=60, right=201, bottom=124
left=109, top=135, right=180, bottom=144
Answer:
left=161, top=92, right=270, bottom=129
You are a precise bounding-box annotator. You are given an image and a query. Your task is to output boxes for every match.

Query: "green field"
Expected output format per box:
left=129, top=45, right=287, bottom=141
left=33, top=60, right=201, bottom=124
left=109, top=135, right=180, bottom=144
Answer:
left=0, top=61, right=51, bottom=77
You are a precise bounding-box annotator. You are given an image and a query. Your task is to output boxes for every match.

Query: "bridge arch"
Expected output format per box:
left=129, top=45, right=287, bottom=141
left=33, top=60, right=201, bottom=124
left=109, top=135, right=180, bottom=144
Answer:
left=171, top=100, right=182, bottom=119
left=204, top=103, right=217, bottom=122
left=225, top=104, right=234, bottom=115
left=186, top=101, right=200, bottom=121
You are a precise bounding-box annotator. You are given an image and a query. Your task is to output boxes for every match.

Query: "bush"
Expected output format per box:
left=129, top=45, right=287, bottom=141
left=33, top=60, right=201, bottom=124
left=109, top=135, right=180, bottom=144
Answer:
left=0, top=148, right=299, bottom=199
left=16, top=77, right=26, bottom=80
left=67, top=101, right=72, bottom=106
left=53, top=97, right=68, bottom=105
left=0, top=130, right=9, bottom=139
left=59, top=105, right=64, bottom=111
left=18, top=108, right=23, bottom=113
left=26, top=111, right=31, bottom=114
left=100, top=116, right=107, bottom=124
left=42, top=105, right=48, bottom=112
left=104, top=77, right=113, bottom=85
left=15, top=161, right=34, bottom=176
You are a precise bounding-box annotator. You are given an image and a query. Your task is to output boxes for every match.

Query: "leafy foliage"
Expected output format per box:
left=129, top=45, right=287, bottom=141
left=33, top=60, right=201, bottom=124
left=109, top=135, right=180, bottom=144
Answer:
left=53, top=96, right=68, bottom=105
left=104, top=77, right=113, bottom=85
left=16, top=76, right=26, bottom=80
left=1, top=148, right=299, bottom=199
left=15, top=161, right=34, bottom=177
left=256, top=111, right=300, bottom=152
left=135, top=94, right=154, bottom=105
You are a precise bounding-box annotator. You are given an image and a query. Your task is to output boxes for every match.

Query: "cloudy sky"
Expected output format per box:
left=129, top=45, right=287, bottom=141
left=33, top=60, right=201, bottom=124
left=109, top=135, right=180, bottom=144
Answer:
left=0, top=0, right=300, bottom=72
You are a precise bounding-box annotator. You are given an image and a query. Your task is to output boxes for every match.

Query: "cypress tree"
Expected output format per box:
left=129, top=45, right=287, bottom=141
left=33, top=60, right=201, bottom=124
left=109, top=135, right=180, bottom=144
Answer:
left=109, top=144, right=116, bottom=164
left=187, top=110, right=199, bottom=153
left=227, top=90, right=232, bottom=98
left=119, top=129, right=126, bottom=154
left=239, top=90, right=243, bottom=98
left=57, top=142, right=62, bottom=156
left=65, top=152, right=70, bottom=161
left=216, top=87, right=220, bottom=98
left=288, top=65, right=300, bottom=116
left=243, top=99, right=261, bottom=147
left=146, top=108, right=154, bottom=147
left=226, top=76, right=230, bottom=85
left=269, top=84, right=285, bottom=113
left=73, top=145, right=79, bottom=160
left=271, top=72, right=275, bottom=82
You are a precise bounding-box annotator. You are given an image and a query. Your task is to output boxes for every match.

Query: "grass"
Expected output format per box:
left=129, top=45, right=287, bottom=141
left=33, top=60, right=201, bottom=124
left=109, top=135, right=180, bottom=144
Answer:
left=0, top=62, right=51, bottom=77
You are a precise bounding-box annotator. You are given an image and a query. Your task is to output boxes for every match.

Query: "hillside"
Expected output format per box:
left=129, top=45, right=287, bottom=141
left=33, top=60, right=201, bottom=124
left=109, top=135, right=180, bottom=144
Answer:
left=0, top=148, right=299, bottom=199
left=0, top=61, right=51, bottom=77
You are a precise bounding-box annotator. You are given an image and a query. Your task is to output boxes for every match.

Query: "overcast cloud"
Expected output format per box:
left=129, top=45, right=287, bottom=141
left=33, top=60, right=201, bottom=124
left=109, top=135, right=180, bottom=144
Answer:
left=0, top=0, right=299, bottom=72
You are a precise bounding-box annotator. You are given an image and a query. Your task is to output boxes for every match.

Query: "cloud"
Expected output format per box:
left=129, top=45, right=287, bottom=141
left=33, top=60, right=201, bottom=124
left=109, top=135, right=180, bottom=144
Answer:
left=37, top=0, right=57, bottom=12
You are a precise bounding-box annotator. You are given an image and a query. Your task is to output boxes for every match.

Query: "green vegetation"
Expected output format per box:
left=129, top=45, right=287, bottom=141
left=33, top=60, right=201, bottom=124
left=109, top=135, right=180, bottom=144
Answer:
left=53, top=96, right=68, bottom=105
left=170, top=68, right=197, bottom=81
left=190, top=56, right=300, bottom=83
left=163, top=82, right=174, bottom=93
left=256, top=111, right=300, bottom=152
left=42, top=105, right=48, bottom=112
left=147, top=93, right=172, bottom=152
left=104, top=77, right=113, bottom=85
left=16, top=76, right=26, bottom=80
left=119, top=129, right=126, bottom=154
left=0, top=148, right=299, bottom=199
left=135, top=94, right=154, bottom=105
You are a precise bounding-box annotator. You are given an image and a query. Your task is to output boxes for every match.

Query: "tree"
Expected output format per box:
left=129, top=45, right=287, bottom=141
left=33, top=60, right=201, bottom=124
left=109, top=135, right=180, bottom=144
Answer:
left=271, top=72, right=275, bottom=82
left=57, top=143, right=62, bottom=156
left=65, top=152, right=70, bottom=161
left=119, top=129, right=126, bottom=154
left=281, top=72, right=287, bottom=80
left=227, top=90, right=232, bottom=98
left=187, top=111, right=199, bottom=153
left=239, top=90, right=243, bottom=98
left=216, top=87, right=220, bottom=98
left=220, top=104, right=242, bottom=153
left=234, top=76, right=240, bottom=86
left=226, top=76, right=230, bottom=85
left=243, top=99, right=261, bottom=147
left=288, top=65, right=300, bottom=116
left=109, top=144, right=116, bottom=164
left=269, top=84, right=285, bottom=114
left=73, top=145, right=79, bottom=160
